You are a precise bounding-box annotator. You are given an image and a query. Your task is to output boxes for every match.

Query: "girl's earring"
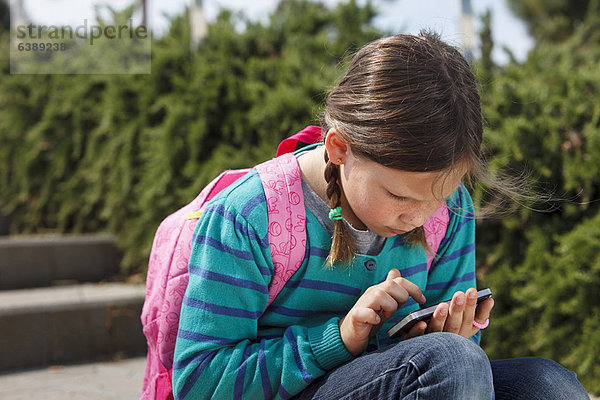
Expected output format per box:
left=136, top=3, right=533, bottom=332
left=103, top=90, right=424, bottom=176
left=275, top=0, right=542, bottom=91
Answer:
left=337, top=159, right=343, bottom=164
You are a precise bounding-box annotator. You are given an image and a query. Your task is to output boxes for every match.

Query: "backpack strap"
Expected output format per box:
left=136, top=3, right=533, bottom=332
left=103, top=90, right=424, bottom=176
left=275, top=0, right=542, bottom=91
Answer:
left=255, top=153, right=307, bottom=308
left=276, top=125, right=323, bottom=157
left=185, top=169, right=251, bottom=220
left=423, top=203, right=450, bottom=271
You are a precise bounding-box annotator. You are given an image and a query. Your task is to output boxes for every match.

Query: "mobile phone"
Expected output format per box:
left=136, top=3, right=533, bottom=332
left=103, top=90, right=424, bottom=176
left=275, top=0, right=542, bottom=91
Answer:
left=387, top=288, right=492, bottom=339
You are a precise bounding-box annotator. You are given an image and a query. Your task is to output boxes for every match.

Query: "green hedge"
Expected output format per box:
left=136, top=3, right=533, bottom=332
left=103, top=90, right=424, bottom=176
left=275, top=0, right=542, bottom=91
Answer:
left=0, top=0, right=380, bottom=272
left=476, top=15, right=600, bottom=393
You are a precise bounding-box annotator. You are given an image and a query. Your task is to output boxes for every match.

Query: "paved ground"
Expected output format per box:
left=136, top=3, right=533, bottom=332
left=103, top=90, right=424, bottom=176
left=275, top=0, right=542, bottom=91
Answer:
left=0, top=357, right=146, bottom=400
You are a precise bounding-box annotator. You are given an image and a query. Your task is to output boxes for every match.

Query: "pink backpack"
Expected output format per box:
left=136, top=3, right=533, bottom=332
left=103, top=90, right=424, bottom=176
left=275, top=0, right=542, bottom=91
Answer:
left=140, top=126, right=449, bottom=400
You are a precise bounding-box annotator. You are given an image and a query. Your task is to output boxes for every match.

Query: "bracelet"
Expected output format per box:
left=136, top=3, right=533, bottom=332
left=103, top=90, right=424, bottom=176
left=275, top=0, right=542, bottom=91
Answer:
left=473, top=319, right=489, bottom=330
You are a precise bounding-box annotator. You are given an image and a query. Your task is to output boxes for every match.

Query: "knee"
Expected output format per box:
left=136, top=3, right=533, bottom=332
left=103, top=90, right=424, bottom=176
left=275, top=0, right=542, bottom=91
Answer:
left=515, top=357, right=589, bottom=399
left=424, top=332, right=489, bottom=369
left=410, top=333, right=494, bottom=398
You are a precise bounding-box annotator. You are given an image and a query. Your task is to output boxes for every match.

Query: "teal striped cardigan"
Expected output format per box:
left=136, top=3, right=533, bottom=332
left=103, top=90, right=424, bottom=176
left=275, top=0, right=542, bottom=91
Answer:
left=173, top=167, right=478, bottom=399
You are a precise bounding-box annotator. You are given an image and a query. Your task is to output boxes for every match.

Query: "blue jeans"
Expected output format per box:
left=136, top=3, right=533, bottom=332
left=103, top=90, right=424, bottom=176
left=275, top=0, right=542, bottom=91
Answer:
left=295, top=333, right=589, bottom=399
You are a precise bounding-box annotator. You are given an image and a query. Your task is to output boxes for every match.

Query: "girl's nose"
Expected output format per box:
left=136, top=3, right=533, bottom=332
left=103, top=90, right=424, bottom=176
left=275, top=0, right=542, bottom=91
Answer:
left=400, top=202, right=441, bottom=228
left=399, top=210, right=427, bottom=229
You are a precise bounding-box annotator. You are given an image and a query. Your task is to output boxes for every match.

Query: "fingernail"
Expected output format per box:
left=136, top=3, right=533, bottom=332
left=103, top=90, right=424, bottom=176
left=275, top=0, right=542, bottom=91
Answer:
left=439, top=307, right=447, bottom=317
left=455, top=295, right=465, bottom=306
left=468, top=291, right=477, bottom=300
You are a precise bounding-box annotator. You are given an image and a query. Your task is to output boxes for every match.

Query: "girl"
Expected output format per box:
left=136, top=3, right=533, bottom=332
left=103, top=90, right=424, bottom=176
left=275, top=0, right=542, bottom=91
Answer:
left=172, top=32, right=589, bottom=399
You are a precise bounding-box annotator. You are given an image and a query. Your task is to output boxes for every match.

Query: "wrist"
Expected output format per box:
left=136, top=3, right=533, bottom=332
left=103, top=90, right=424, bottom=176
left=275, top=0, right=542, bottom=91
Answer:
left=338, top=316, right=367, bottom=357
left=308, top=317, right=355, bottom=370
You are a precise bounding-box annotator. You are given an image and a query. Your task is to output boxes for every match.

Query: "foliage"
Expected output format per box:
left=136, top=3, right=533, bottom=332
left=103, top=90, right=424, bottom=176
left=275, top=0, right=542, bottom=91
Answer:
left=0, top=0, right=381, bottom=273
left=0, top=0, right=8, bottom=32
left=508, top=0, right=599, bottom=41
left=475, top=10, right=600, bottom=393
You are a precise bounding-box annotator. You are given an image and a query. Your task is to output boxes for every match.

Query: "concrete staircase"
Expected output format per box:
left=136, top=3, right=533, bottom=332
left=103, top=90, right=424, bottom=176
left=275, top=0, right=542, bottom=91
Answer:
left=0, top=234, right=147, bottom=371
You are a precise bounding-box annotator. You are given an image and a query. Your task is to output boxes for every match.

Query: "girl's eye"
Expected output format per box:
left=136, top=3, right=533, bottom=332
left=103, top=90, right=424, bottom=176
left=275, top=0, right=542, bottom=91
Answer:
left=389, top=192, right=407, bottom=201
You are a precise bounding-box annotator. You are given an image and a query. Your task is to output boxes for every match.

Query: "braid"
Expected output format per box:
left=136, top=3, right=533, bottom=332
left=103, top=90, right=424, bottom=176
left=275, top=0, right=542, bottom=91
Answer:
left=323, top=151, right=356, bottom=268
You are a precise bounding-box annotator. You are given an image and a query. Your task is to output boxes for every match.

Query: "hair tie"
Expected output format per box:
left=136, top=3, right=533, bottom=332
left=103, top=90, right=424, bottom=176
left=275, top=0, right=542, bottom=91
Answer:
left=329, top=206, right=344, bottom=221
left=473, top=319, right=489, bottom=330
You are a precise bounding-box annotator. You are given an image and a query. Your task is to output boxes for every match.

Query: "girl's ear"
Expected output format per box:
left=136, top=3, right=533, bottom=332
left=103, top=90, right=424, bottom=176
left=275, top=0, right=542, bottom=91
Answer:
left=324, top=128, right=349, bottom=165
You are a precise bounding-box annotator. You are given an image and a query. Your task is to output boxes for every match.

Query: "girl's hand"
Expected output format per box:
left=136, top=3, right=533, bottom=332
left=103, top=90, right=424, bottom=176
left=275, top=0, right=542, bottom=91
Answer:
left=339, top=269, right=426, bottom=356
left=404, top=288, right=494, bottom=339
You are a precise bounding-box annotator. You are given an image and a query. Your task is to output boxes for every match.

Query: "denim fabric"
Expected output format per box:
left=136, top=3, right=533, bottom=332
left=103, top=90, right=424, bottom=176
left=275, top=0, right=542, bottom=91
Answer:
left=491, top=357, right=589, bottom=400
left=295, top=333, right=589, bottom=400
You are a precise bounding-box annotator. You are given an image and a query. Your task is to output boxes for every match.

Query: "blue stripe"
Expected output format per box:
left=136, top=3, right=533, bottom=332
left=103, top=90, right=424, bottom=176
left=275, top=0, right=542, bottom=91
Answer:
left=435, top=243, right=475, bottom=266
left=437, top=185, right=474, bottom=252
left=309, top=247, right=329, bottom=258
left=270, top=305, right=346, bottom=318
left=398, top=263, right=427, bottom=277
left=437, top=217, right=471, bottom=252
left=189, top=265, right=268, bottom=294
left=259, top=340, right=273, bottom=399
left=285, top=279, right=361, bottom=296
left=183, top=296, right=261, bottom=319
left=241, top=192, right=266, bottom=219
left=278, top=385, right=293, bottom=400
left=426, top=271, right=477, bottom=291
left=177, top=329, right=238, bottom=345
left=176, top=350, right=216, bottom=399
left=270, top=306, right=316, bottom=318
left=193, top=235, right=254, bottom=261
left=284, top=329, right=313, bottom=384
left=172, top=350, right=215, bottom=371
left=256, top=263, right=273, bottom=277
left=234, top=346, right=252, bottom=400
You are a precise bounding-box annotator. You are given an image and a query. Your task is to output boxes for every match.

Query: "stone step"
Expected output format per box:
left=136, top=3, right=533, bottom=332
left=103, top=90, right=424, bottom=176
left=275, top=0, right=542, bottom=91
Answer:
left=0, top=283, right=147, bottom=371
left=0, top=234, right=121, bottom=290
left=0, top=357, right=146, bottom=400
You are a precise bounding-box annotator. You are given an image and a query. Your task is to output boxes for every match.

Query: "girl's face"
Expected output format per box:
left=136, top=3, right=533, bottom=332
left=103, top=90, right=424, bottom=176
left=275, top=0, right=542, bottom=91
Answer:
left=325, top=130, right=464, bottom=237
left=339, top=154, right=463, bottom=237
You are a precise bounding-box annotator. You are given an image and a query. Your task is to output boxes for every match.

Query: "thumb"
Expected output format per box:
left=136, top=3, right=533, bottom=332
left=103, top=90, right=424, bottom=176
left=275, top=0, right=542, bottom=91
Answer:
left=387, top=268, right=402, bottom=281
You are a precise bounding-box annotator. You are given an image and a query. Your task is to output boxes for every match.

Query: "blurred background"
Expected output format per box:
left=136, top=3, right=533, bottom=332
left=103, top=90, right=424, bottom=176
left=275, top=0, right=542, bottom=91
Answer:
left=0, top=0, right=599, bottom=396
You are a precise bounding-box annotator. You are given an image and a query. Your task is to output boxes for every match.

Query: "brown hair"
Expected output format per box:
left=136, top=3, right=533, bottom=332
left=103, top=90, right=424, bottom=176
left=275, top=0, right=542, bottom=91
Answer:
left=321, top=31, right=487, bottom=268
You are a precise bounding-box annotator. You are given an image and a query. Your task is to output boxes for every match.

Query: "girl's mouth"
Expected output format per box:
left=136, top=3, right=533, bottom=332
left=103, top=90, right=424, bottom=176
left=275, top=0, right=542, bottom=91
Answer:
left=387, top=227, right=408, bottom=235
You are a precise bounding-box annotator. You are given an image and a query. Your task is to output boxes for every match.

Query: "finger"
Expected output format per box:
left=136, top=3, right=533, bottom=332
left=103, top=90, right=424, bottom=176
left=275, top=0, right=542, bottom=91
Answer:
left=459, top=288, right=478, bottom=337
left=386, top=268, right=402, bottom=281
left=349, top=307, right=382, bottom=331
left=389, top=276, right=427, bottom=304
left=361, top=287, right=402, bottom=320
left=474, top=298, right=494, bottom=325
left=426, top=302, right=449, bottom=333
left=444, top=291, right=465, bottom=333
left=404, top=321, right=427, bottom=339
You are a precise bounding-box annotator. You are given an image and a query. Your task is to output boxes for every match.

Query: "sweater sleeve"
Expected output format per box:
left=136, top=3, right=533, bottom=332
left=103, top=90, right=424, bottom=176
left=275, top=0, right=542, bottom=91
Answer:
left=423, top=184, right=481, bottom=345
left=172, top=183, right=353, bottom=399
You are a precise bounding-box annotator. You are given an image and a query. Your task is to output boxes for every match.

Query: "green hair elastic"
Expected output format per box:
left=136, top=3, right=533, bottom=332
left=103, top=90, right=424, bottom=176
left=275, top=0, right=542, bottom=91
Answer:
left=328, top=206, right=344, bottom=221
